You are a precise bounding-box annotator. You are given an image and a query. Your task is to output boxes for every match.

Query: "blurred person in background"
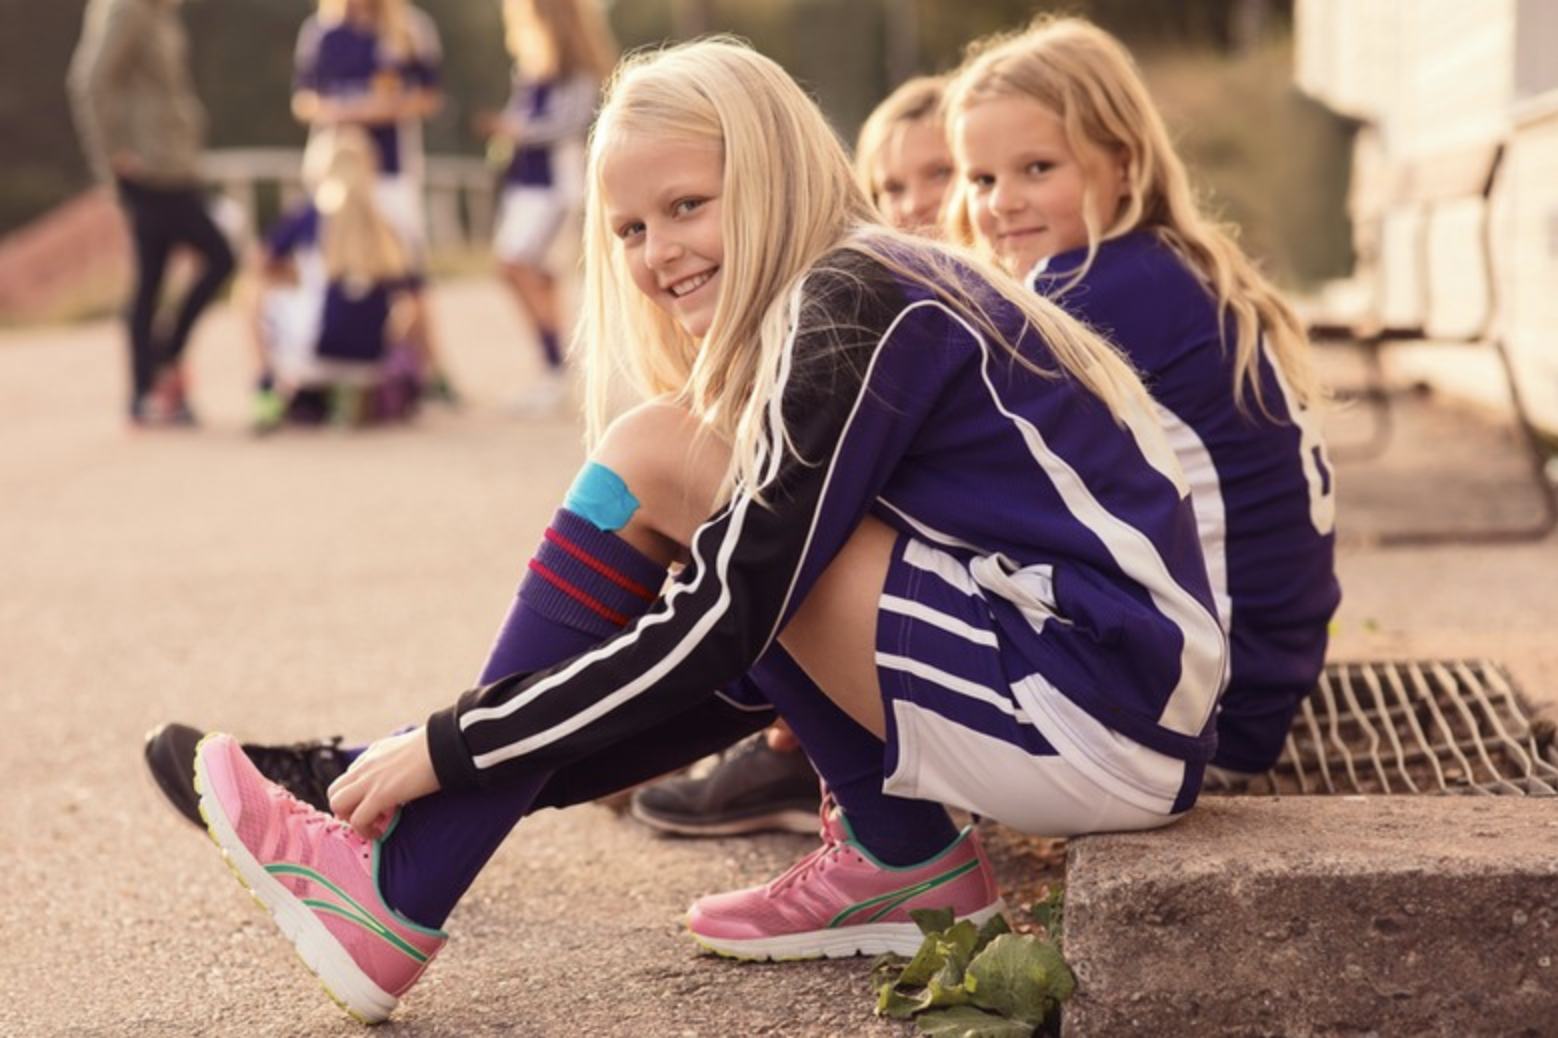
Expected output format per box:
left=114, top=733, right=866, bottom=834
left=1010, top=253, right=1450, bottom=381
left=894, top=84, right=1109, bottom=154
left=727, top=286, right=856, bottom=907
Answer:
left=293, top=0, right=459, bottom=404
left=476, top=0, right=618, bottom=416
left=68, top=0, right=237, bottom=428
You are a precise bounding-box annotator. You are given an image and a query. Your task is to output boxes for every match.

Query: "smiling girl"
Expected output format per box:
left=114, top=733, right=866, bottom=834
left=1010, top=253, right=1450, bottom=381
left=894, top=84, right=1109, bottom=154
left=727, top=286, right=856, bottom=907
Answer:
left=945, top=15, right=1341, bottom=778
left=186, top=38, right=1225, bottom=1024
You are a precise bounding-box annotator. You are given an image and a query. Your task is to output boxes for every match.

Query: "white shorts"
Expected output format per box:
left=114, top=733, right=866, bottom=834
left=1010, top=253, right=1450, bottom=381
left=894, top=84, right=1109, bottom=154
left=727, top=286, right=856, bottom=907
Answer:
left=877, top=537, right=1192, bottom=837
left=260, top=284, right=382, bottom=389
left=493, top=186, right=578, bottom=270
left=373, top=176, right=427, bottom=270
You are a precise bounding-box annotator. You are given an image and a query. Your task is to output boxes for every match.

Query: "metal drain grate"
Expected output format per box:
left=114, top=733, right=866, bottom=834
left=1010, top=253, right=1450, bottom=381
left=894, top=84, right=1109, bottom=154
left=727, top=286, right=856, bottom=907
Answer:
left=1209, top=659, right=1558, bottom=796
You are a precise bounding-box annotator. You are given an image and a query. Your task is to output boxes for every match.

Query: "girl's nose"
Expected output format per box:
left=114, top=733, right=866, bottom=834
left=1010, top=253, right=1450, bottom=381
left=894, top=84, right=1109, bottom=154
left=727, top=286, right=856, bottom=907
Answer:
left=909, top=185, right=940, bottom=224
left=989, top=179, right=1023, bottom=215
left=646, top=233, right=683, bottom=268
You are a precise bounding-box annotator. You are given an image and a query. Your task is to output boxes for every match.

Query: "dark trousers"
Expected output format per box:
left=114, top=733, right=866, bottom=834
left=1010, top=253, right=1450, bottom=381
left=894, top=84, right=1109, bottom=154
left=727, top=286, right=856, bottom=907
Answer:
left=116, top=178, right=236, bottom=409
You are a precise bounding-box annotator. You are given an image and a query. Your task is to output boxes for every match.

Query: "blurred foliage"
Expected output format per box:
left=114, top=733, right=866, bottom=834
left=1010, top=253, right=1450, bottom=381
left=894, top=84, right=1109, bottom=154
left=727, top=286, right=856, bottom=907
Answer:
left=1, top=0, right=1350, bottom=287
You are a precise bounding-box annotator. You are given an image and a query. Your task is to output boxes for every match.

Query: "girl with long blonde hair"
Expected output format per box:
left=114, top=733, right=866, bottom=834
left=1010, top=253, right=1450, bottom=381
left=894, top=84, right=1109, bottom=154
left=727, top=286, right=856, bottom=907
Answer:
left=945, top=14, right=1340, bottom=775
left=248, top=125, right=415, bottom=429
left=292, top=0, right=458, bottom=402
left=179, top=38, right=1226, bottom=1024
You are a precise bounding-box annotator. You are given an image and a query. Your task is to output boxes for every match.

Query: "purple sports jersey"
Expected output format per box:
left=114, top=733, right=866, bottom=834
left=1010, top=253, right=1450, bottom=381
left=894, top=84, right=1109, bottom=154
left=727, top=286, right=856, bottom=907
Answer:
left=427, top=238, right=1228, bottom=810
left=293, top=10, right=441, bottom=177
left=1032, top=231, right=1341, bottom=772
left=500, top=72, right=598, bottom=189
left=266, top=205, right=410, bottom=363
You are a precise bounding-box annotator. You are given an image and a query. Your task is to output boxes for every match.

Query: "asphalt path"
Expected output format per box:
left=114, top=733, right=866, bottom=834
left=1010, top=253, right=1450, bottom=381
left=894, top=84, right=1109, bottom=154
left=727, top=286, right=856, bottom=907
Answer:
left=3, top=278, right=1554, bottom=1036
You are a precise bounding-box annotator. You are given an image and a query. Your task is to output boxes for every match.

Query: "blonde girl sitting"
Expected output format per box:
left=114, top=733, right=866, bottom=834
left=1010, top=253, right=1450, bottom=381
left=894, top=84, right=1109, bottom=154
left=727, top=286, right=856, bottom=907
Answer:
left=184, top=37, right=1225, bottom=1024
left=249, top=125, right=418, bottom=430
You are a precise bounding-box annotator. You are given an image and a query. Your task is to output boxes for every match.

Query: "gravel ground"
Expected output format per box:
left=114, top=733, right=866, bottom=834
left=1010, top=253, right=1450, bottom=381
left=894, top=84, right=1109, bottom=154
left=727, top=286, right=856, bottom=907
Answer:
left=2, top=280, right=1552, bottom=1037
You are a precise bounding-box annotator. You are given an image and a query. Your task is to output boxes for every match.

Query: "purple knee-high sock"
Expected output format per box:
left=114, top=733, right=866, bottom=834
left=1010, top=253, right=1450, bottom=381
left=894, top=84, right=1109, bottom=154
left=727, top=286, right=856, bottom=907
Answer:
left=749, top=648, right=958, bottom=866
left=378, top=509, right=666, bottom=928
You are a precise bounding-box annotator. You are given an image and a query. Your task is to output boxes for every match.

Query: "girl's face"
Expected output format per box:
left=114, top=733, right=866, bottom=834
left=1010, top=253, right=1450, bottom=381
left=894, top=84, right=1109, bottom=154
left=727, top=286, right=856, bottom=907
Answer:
left=344, top=0, right=379, bottom=24
left=952, top=94, right=1126, bottom=276
left=871, top=119, right=954, bottom=234
left=602, top=136, right=725, bottom=339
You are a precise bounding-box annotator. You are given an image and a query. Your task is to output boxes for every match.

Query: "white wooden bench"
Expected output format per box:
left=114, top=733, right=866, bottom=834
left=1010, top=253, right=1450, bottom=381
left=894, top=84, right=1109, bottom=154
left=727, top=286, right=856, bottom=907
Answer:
left=1307, top=138, right=1557, bottom=545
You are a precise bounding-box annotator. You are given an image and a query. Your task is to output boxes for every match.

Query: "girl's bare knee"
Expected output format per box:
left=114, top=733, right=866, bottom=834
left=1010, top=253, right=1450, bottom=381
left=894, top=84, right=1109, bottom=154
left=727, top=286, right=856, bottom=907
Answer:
left=587, top=402, right=729, bottom=560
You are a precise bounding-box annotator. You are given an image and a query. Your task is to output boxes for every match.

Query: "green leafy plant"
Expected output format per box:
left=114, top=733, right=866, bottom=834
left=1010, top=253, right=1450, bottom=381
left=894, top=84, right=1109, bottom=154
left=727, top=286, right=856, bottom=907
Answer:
left=871, top=905, right=1075, bottom=1037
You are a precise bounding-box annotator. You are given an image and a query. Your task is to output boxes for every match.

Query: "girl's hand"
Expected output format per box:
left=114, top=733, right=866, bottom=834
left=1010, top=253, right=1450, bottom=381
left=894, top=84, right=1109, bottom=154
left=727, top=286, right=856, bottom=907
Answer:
left=327, top=727, right=441, bottom=840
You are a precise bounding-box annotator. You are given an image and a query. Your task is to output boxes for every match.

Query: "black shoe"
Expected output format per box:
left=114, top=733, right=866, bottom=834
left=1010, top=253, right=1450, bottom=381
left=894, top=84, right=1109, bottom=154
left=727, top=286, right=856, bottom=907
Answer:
left=142, top=722, right=351, bottom=827
left=629, top=734, right=822, bottom=837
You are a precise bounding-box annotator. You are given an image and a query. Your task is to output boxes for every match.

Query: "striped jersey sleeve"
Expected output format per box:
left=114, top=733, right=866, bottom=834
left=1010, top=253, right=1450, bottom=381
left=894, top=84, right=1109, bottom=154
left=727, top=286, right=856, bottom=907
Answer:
left=426, top=245, right=1225, bottom=790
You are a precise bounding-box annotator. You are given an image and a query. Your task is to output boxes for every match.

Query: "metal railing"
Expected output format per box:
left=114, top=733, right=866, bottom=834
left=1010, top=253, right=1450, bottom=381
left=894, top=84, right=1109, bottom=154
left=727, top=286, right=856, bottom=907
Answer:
left=201, top=147, right=495, bottom=253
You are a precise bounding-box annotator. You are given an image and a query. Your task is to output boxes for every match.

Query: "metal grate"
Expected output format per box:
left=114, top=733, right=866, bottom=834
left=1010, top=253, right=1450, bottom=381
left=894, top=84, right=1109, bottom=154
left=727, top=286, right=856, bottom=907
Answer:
left=1208, top=659, right=1558, bottom=797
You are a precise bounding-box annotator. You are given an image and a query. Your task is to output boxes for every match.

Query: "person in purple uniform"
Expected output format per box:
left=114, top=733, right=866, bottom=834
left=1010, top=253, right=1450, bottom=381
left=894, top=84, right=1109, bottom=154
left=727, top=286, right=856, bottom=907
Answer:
left=245, top=126, right=418, bottom=431
left=153, top=39, right=1227, bottom=1024
left=478, top=0, right=618, bottom=415
left=292, top=0, right=458, bottom=403
left=946, top=15, right=1341, bottom=778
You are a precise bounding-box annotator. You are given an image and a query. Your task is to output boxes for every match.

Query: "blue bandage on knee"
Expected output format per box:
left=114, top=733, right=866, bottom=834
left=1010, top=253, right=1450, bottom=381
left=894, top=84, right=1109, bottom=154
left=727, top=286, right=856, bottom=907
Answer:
left=563, top=461, right=641, bottom=532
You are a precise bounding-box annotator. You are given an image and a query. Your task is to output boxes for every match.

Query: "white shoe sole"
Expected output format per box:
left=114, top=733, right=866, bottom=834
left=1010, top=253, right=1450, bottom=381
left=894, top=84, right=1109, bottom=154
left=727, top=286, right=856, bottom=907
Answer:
left=687, top=898, right=1007, bottom=961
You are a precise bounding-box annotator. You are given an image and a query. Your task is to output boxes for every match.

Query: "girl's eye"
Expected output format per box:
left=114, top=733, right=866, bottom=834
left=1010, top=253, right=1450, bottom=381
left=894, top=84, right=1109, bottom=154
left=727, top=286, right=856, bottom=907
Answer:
left=1026, top=160, right=1055, bottom=176
left=930, top=165, right=953, bottom=183
left=616, top=221, right=644, bottom=242
left=673, top=197, right=705, bottom=217
left=968, top=173, right=994, bottom=190
left=879, top=180, right=907, bottom=198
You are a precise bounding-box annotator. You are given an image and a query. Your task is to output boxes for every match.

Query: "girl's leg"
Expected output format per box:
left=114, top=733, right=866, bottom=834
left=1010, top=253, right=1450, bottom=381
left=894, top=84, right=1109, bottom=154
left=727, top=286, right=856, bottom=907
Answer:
left=160, top=189, right=236, bottom=368
left=119, top=182, right=174, bottom=413
left=500, top=262, right=564, bottom=370
left=378, top=401, right=732, bottom=928
left=741, top=645, right=958, bottom=866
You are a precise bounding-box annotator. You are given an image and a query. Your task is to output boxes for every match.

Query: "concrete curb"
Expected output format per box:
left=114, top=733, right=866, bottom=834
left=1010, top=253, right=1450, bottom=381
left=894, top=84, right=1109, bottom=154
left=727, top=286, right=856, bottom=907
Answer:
left=1061, top=796, right=1558, bottom=1036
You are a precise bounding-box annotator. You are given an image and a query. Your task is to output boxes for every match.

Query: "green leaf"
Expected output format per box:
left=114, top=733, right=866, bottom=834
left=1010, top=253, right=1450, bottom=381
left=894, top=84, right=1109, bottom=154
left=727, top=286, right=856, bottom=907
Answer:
left=879, top=983, right=937, bottom=1020
left=915, top=1005, right=1038, bottom=1037
left=965, top=934, right=1076, bottom=1027
left=974, top=911, right=1013, bottom=953
left=911, top=906, right=958, bottom=934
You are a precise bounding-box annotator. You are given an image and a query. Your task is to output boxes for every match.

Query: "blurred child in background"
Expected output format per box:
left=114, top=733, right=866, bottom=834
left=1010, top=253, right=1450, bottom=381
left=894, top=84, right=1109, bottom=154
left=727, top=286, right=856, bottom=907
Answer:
left=292, top=0, right=458, bottom=404
left=247, top=125, right=419, bottom=431
left=478, top=0, right=618, bottom=415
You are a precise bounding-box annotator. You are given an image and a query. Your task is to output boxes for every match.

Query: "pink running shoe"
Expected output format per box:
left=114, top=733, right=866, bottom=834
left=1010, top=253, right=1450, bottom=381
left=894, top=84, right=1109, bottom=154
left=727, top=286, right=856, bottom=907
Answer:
left=194, top=733, right=446, bottom=1023
left=685, top=804, right=1005, bottom=960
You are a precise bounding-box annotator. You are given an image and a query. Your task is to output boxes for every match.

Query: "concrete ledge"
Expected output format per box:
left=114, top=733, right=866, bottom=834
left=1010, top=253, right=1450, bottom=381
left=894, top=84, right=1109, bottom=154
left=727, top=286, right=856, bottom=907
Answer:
left=1061, top=797, right=1558, bottom=1037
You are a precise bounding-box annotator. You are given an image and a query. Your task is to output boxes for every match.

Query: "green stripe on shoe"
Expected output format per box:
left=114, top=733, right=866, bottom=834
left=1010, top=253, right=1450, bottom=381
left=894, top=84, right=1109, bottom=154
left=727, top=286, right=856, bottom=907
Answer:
left=268, top=863, right=432, bottom=964
left=827, top=858, right=982, bottom=928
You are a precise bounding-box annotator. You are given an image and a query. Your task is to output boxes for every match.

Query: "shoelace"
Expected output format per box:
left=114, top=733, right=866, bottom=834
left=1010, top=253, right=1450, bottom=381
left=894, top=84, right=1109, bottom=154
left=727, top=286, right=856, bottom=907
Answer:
left=247, top=738, right=347, bottom=807
left=768, top=796, right=846, bottom=895
left=279, top=789, right=373, bottom=863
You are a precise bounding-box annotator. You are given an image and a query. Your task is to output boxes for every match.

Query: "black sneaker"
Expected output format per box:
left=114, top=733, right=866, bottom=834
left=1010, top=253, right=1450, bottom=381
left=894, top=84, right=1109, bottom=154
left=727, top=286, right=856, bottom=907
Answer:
left=142, top=722, right=351, bottom=827
left=629, top=734, right=822, bottom=837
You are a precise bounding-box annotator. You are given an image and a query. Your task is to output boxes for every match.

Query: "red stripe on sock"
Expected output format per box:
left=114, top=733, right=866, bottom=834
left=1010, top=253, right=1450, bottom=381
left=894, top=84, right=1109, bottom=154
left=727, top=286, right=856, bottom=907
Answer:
left=543, top=527, right=658, bottom=602
left=528, top=559, right=630, bottom=627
